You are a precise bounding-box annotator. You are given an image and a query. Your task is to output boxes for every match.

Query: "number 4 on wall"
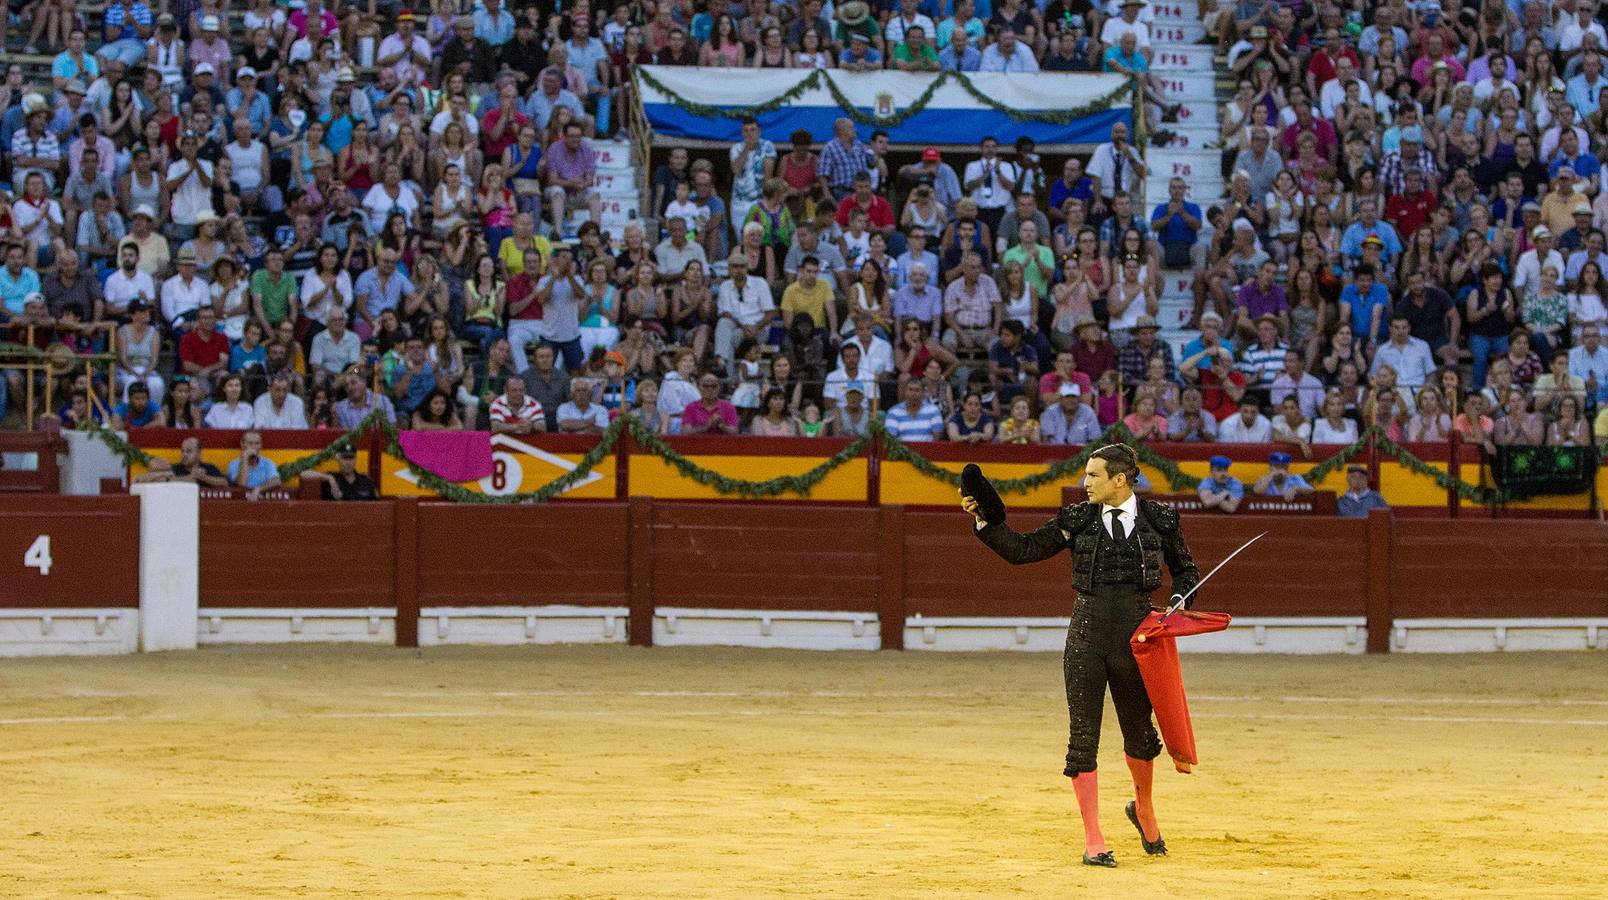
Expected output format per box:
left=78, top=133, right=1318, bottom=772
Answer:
left=25, top=535, right=52, bottom=575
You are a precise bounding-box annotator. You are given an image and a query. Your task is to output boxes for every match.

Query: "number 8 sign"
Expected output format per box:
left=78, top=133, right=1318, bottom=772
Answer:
left=478, top=451, right=525, bottom=496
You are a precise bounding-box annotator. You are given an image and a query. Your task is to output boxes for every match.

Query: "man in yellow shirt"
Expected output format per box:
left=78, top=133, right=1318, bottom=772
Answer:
left=780, top=255, right=838, bottom=333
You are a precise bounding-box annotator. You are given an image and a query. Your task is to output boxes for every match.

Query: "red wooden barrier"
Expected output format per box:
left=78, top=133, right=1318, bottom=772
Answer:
left=414, top=503, right=630, bottom=609
left=8, top=491, right=1600, bottom=652
left=1390, top=519, right=1608, bottom=618
left=648, top=503, right=883, bottom=611
left=0, top=495, right=139, bottom=608
left=198, top=501, right=395, bottom=608
left=0, top=432, right=62, bottom=494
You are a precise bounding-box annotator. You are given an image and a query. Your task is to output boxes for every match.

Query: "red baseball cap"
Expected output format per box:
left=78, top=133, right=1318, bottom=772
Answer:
left=922, top=147, right=940, bottom=162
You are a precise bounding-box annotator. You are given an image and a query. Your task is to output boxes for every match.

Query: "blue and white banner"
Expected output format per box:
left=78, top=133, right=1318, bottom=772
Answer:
left=634, top=66, right=1133, bottom=148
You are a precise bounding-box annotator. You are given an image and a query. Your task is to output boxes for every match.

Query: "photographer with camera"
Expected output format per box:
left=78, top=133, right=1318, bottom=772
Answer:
left=227, top=429, right=282, bottom=501
left=1252, top=451, right=1315, bottom=501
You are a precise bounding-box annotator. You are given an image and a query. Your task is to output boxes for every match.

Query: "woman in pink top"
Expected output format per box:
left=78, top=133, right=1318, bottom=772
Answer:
left=750, top=389, right=801, bottom=436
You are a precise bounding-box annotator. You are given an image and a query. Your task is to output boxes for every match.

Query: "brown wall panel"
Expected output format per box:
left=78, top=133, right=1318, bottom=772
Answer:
left=1392, top=521, right=1608, bottom=618
left=0, top=496, right=140, bottom=608
left=650, top=504, right=882, bottom=611
left=902, top=512, right=1370, bottom=619
left=1175, top=518, right=1368, bottom=617
left=415, top=503, right=629, bottom=606
left=200, top=502, right=394, bottom=607
left=904, top=510, right=1073, bottom=617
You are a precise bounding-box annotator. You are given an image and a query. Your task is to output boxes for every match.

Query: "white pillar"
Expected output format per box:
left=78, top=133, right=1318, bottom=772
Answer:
left=131, top=482, right=199, bottom=652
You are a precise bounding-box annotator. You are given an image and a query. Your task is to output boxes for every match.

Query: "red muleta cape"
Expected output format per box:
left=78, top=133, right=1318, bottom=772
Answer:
left=1130, top=609, right=1232, bottom=773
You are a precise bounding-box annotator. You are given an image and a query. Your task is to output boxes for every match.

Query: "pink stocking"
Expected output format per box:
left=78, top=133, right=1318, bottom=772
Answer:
left=1071, top=771, right=1105, bottom=854
left=1126, top=754, right=1159, bottom=841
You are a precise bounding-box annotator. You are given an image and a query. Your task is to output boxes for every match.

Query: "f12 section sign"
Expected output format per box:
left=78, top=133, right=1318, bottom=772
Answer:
left=0, top=497, right=141, bottom=608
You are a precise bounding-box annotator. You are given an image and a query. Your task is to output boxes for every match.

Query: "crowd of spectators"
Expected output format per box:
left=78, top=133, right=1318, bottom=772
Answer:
left=1, top=0, right=1606, bottom=460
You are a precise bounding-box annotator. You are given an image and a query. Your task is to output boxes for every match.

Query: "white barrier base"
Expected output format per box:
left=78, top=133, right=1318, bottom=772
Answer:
left=196, top=608, right=396, bottom=644
left=653, top=607, right=879, bottom=651
left=903, top=616, right=1369, bottom=654
left=1392, top=618, right=1608, bottom=653
left=0, top=608, right=139, bottom=656
left=418, top=605, right=629, bottom=645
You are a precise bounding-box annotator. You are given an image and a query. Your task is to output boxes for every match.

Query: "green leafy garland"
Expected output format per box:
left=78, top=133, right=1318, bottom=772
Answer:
left=1367, top=428, right=1510, bottom=505
left=0, top=341, right=46, bottom=359
left=627, top=417, right=873, bottom=498
left=1301, top=428, right=1372, bottom=486
left=78, top=422, right=156, bottom=465
left=634, top=66, right=1135, bottom=128
left=878, top=421, right=1202, bottom=493
left=945, top=72, right=1135, bottom=126
left=383, top=415, right=630, bottom=504
left=635, top=66, right=828, bottom=120
left=79, top=416, right=1547, bottom=506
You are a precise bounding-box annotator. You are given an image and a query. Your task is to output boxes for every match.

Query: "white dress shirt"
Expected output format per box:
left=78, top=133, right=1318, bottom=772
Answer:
left=1099, top=493, right=1139, bottom=539
left=717, top=275, right=775, bottom=326
left=160, top=273, right=210, bottom=327
left=252, top=392, right=308, bottom=429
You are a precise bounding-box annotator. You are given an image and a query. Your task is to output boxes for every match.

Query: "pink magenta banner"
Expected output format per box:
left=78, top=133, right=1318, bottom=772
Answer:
left=396, top=431, right=495, bottom=482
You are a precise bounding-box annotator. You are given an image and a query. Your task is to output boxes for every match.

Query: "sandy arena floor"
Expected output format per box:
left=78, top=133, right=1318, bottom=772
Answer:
left=1, top=645, right=1605, bottom=898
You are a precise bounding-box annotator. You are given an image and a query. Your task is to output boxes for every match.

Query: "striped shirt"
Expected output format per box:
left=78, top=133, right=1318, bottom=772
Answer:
left=1238, top=342, right=1287, bottom=390
left=488, top=394, right=543, bottom=427
left=102, top=2, right=154, bottom=41
left=883, top=402, right=945, bottom=441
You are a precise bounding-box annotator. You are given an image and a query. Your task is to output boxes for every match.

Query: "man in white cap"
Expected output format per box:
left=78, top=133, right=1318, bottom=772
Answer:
left=1041, top=381, right=1101, bottom=445
left=226, top=68, right=272, bottom=136
left=1512, top=224, right=1564, bottom=292
left=191, top=15, right=233, bottom=86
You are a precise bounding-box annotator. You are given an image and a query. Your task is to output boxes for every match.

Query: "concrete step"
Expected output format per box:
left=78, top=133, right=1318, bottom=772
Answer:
left=1159, top=268, right=1195, bottom=302
left=1151, top=44, right=1214, bottom=71
left=588, top=141, right=634, bottom=173
left=593, top=171, right=638, bottom=196
left=600, top=196, right=641, bottom=225
left=1149, top=0, right=1201, bottom=19
left=1151, top=125, right=1219, bottom=151
left=1147, top=148, right=1220, bottom=182
left=1156, top=296, right=1194, bottom=332
left=1150, top=74, right=1217, bottom=102
left=1151, top=21, right=1207, bottom=43
left=1171, top=101, right=1220, bottom=128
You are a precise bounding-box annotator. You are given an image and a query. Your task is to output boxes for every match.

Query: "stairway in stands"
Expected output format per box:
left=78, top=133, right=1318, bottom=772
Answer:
left=576, top=138, right=641, bottom=242
left=1142, top=0, right=1225, bottom=356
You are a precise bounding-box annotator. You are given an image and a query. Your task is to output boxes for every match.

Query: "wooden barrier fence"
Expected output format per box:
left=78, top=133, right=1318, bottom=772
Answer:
left=99, top=498, right=1602, bottom=651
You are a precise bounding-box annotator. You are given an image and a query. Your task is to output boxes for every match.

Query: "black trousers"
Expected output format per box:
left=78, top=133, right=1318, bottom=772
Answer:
left=1062, top=583, right=1162, bottom=776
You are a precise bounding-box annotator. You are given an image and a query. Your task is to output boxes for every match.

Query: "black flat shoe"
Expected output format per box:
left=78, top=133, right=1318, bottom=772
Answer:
left=1125, top=801, right=1168, bottom=855
left=1081, top=851, right=1117, bottom=867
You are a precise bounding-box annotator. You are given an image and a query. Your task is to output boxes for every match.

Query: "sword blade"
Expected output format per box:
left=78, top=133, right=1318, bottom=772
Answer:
left=1161, top=531, right=1267, bottom=620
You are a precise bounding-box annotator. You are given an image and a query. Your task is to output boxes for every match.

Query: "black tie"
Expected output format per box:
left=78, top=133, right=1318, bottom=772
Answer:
left=1112, top=146, right=1124, bottom=195
left=1109, top=508, right=1126, bottom=542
